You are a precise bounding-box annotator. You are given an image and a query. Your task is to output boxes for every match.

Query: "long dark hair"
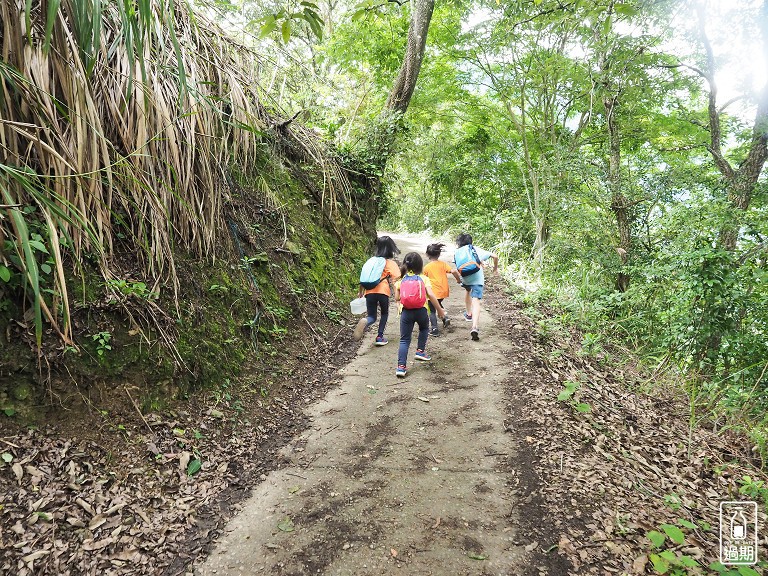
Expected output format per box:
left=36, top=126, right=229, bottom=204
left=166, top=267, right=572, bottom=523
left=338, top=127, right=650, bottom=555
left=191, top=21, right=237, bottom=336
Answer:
left=426, top=243, right=445, bottom=258
left=401, top=252, right=424, bottom=275
left=374, top=236, right=400, bottom=259
left=456, top=233, right=472, bottom=247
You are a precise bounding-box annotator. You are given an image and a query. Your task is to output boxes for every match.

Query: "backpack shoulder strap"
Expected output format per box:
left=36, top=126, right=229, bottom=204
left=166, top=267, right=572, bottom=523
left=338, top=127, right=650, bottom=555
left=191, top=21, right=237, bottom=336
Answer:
left=469, top=245, right=482, bottom=266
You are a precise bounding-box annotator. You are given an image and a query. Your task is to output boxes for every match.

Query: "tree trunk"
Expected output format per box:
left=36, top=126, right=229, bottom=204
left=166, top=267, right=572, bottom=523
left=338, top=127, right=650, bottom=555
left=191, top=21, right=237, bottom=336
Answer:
left=687, top=1, right=768, bottom=375
left=362, top=0, right=436, bottom=224
left=603, top=94, right=631, bottom=292
left=532, top=211, right=550, bottom=269
left=385, top=0, right=435, bottom=114
left=697, top=1, right=768, bottom=250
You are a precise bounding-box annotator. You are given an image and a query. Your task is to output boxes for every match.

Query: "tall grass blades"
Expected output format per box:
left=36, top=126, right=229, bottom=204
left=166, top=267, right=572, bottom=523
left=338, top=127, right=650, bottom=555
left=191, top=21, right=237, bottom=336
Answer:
left=1, top=0, right=355, bottom=346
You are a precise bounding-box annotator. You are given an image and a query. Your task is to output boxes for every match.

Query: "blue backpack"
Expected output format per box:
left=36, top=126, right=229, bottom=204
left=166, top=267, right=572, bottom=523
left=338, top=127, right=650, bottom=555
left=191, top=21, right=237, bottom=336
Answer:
left=359, top=257, right=387, bottom=289
left=454, top=245, right=482, bottom=277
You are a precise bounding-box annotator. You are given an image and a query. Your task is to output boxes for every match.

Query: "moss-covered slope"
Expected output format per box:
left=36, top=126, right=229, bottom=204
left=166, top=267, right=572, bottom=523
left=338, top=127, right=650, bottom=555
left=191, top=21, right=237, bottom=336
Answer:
left=0, top=141, right=370, bottom=422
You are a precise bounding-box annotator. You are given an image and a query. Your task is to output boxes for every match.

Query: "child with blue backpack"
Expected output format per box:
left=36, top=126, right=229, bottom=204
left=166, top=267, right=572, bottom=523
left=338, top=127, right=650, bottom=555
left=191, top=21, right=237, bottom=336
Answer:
left=354, top=236, right=401, bottom=345
left=453, top=233, right=498, bottom=341
left=394, top=252, right=446, bottom=378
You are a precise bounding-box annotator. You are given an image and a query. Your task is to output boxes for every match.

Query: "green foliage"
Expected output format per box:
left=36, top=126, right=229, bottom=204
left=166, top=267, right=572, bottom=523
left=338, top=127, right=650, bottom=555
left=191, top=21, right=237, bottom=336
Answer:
left=90, top=331, right=112, bottom=357
left=257, top=2, right=324, bottom=43
left=646, top=519, right=704, bottom=575
left=106, top=279, right=158, bottom=300
left=710, top=564, right=763, bottom=576
left=738, top=475, right=768, bottom=508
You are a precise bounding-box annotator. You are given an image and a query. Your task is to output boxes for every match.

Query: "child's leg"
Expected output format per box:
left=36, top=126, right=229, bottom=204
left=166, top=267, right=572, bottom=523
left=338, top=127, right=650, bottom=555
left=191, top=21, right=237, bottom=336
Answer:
left=377, top=294, right=389, bottom=337
left=428, top=301, right=437, bottom=331
left=471, top=297, right=481, bottom=328
left=364, top=294, right=378, bottom=328
left=464, top=288, right=472, bottom=316
left=470, top=285, right=484, bottom=332
left=415, top=308, right=430, bottom=351
left=398, top=309, right=416, bottom=366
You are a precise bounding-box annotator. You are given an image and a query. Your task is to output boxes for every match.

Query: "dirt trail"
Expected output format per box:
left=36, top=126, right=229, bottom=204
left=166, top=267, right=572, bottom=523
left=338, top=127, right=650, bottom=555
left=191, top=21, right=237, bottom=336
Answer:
left=194, top=233, right=533, bottom=575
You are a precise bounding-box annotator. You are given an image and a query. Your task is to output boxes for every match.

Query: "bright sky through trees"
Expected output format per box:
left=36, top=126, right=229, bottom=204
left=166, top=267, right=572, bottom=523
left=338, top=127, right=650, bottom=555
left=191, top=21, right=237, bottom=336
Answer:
left=671, top=0, right=767, bottom=118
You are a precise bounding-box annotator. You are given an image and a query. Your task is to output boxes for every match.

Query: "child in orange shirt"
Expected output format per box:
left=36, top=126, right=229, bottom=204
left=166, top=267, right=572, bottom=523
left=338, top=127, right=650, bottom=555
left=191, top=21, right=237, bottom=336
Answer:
left=354, top=236, right=401, bottom=345
left=422, top=243, right=460, bottom=336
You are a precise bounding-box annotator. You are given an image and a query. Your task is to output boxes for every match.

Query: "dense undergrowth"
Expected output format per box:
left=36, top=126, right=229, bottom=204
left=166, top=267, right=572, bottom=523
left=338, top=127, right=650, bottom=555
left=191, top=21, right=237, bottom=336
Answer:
left=0, top=0, right=374, bottom=427
left=505, top=272, right=768, bottom=471
left=0, top=145, right=368, bottom=424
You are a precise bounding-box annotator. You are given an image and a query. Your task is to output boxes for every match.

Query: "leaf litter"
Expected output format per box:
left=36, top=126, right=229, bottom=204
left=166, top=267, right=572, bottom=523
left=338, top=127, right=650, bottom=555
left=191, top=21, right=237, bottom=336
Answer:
left=0, top=323, right=358, bottom=575
left=484, top=279, right=768, bottom=574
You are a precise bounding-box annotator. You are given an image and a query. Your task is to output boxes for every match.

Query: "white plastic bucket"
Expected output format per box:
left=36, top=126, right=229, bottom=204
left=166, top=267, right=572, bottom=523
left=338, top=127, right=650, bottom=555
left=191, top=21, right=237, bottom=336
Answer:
left=350, top=297, right=367, bottom=315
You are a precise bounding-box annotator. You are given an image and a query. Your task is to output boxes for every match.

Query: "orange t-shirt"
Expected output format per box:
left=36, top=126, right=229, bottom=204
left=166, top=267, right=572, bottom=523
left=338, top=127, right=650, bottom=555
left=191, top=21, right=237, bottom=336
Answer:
left=423, top=260, right=452, bottom=299
left=364, top=259, right=401, bottom=296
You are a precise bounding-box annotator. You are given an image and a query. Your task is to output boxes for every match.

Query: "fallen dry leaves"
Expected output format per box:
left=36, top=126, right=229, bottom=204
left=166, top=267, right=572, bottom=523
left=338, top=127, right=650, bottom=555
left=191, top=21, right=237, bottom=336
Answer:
left=0, top=416, right=247, bottom=575
left=487, top=281, right=768, bottom=574
left=0, top=330, right=356, bottom=575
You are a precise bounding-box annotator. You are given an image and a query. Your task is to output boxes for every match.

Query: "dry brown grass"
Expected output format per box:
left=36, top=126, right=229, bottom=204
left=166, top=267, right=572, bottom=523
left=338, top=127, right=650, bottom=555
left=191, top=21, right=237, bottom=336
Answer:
left=0, top=0, right=354, bottom=345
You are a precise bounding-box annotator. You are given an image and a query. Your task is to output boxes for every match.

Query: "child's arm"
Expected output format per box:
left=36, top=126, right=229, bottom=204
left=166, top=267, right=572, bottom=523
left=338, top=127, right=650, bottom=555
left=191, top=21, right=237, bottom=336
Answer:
left=388, top=259, right=402, bottom=281
left=489, top=253, right=499, bottom=274
left=394, top=283, right=401, bottom=302
left=425, top=285, right=445, bottom=319
left=450, top=267, right=462, bottom=283
left=358, top=285, right=365, bottom=298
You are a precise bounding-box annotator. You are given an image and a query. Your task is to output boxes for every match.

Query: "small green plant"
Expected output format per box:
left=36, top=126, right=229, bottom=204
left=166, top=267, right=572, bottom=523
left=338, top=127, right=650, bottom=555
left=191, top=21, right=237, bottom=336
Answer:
left=663, top=492, right=682, bottom=511
left=208, top=284, right=229, bottom=294
left=557, top=380, right=580, bottom=401
left=580, top=332, right=603, bottom=356
left=90, top=331, right=112, bottom=356
left=709, top=563, right=762, bottom=576
left=557, top=381, right=591, bottom=413
left=239, top=253, right=268, bottom=268
left=264, top=303, right=291, bottom=320
left=646, top=520, right=700, bottom=574
left=325, top=309, right=342, bottom=322
left=211, top=379, right=232, bottom=405
left=106, top=278, right=157, bottom=300
left=644, top=518, right=766, bottom=575
left=535, top=317, right=565, bottom=343
left=738, top=475, right=768, bottom=506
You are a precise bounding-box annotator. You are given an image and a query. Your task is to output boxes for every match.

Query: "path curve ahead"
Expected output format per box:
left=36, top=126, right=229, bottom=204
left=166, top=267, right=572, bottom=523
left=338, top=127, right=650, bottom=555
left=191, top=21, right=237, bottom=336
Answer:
left=195, top=232, right=531, bottom=575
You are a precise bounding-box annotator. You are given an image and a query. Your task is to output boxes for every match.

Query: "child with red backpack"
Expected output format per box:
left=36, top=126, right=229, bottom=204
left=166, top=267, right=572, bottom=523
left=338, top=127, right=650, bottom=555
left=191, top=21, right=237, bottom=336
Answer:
left=393, top=252, right=446, bottom=378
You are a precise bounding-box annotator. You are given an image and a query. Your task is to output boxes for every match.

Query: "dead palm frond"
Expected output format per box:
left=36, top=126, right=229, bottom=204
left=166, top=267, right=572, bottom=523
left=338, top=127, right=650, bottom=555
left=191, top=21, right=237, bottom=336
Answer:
left=0, top=0, right=358, bottom=346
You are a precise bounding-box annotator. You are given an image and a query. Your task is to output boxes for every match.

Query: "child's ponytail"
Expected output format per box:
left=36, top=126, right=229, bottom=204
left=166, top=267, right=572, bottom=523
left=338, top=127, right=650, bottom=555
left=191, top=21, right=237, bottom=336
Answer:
left=402, top=252, right=424, bottom=275
left=426, top=243, right=445, bottom=258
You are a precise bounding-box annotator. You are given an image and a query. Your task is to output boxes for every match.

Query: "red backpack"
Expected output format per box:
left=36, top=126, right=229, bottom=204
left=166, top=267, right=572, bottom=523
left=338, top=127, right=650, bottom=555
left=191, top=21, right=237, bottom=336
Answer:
left=400, top=274, right=427, bottom=309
